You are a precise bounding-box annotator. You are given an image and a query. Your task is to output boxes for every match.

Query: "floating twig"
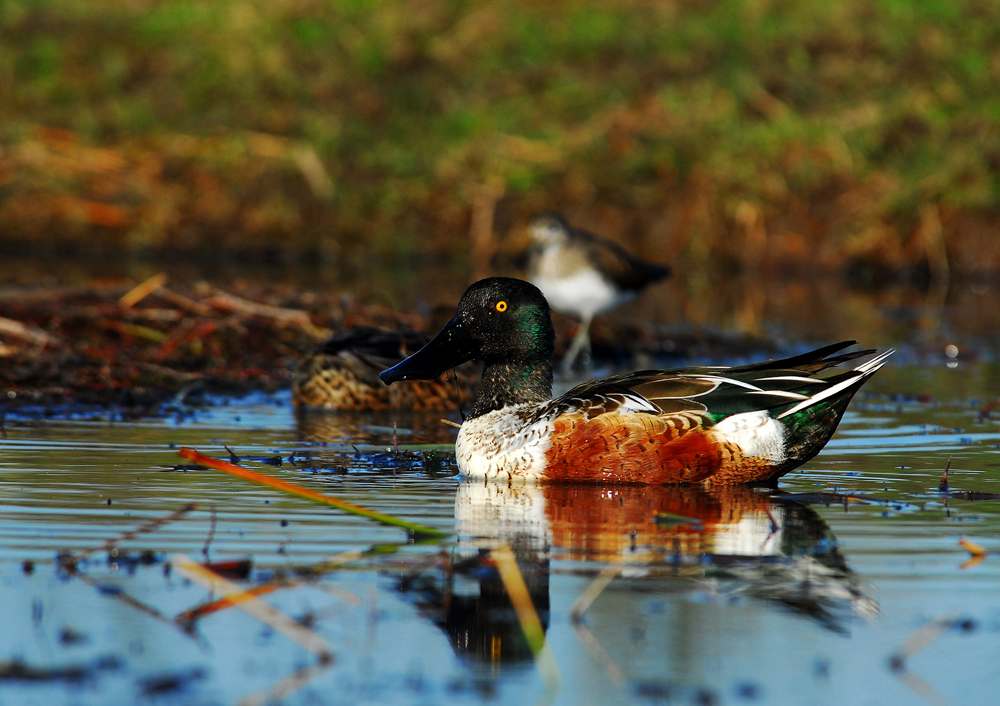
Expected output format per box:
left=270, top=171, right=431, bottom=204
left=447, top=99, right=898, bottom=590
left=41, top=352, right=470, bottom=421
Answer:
left=978, top=397, right=1000, bottom=422
left=939, top=456, right=952, bottom=492
left=959, top=538, right=988, bottom=558
left=178, top=448, right=447, bottom=538
left=959, top=537, right=989, bottom=570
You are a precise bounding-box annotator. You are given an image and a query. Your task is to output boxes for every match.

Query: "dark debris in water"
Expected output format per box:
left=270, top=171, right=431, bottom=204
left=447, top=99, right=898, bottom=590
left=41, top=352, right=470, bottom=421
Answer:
left=775, top=491, right=871, bottom=507
left=108, top=550, right=163, bottom=572
left=734, top=682, right=762, bottom=700
left=287, top=447, right=455, bottom=476
left=942, top=490, right=1000, bottom=501
left=211, top=443, right=455, bottom=477
left=633, top=679, right=674, bottom=701
left=632, top=679, right=753, bottom=704
left=58, top=626, right=89, bottom=646
left=166, top=463, right=211, bottom=472
left=0, top=656, right=123, bottom=683
left=138, top=667, right=207, bottom=696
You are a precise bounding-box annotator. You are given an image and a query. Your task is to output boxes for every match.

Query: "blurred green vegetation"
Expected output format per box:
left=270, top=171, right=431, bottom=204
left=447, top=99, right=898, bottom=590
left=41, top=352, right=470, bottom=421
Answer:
left=1, top=0, right=999, bottom=273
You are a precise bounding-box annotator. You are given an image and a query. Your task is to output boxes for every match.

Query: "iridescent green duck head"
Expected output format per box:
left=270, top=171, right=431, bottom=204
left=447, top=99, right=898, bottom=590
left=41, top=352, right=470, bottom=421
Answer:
left=380, top=278, right=555, bottom=414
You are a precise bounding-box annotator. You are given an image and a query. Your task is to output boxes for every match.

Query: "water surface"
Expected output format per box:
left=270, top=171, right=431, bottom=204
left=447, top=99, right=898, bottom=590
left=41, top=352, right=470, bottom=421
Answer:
left=2, top=357, right=999, bottom=706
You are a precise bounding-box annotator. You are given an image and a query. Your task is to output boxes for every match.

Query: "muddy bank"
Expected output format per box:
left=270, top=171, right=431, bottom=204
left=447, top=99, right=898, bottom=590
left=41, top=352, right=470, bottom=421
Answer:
left=0, top=276, right=773, bottom=415
left=0, top=277, right=426, bottom=412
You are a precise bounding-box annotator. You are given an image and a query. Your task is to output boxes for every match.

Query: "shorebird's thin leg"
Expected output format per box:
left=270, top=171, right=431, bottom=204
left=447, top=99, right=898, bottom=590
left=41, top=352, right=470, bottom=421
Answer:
left=561, top=315, right=592, bottom=374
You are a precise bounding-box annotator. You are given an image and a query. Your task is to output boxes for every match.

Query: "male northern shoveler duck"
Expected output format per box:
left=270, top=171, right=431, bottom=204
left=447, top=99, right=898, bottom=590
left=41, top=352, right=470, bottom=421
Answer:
left=293, top=326, right=477, bottom=411
left=528, top=211, right=671, bottom=371
left=380, top=278, right=891, bottom=485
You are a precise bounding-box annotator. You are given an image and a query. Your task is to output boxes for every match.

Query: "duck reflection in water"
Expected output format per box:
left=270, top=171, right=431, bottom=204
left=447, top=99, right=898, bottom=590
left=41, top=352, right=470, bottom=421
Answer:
left=398, top=483, right=876, bottom=667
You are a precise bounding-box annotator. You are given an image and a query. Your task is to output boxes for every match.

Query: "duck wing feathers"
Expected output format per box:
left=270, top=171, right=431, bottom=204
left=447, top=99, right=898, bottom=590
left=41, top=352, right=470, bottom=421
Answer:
left=540, top=341, right=886, bottom=421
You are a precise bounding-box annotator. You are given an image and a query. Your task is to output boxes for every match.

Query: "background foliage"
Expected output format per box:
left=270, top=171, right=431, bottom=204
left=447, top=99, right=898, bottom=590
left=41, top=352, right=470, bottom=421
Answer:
left=2, top=0, right=999, bottom=275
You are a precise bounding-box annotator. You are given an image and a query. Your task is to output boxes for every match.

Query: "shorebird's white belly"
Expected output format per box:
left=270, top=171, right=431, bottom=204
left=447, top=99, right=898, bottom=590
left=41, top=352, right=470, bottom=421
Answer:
left=532, top=254, right=632, bottom=319
left=455, top=407, right=553, bottom=481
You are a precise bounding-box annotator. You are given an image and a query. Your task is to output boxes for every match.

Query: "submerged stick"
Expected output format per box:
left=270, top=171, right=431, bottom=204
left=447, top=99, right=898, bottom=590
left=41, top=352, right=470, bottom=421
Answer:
left=491, top=544, right=562, bottom=697
left=172, top=554, right=334, bottom=660
left=177, top=581, right=294, bottom=625
left=315, top=582, right=364, bottom=607
left=70, top=570, right=204, bottom=645
left=888, top=613, right=954, bottom=706
left=238, top=660, right=334, bottom=706
left=571, top=620, right=626, bottom=685
left=570, top=563, right=622, bottom=621
left=568, top=563, right=626, bottom=685
left=178, top=448, right=446, bottom=538
left=60, top=502, right=199, bottom=568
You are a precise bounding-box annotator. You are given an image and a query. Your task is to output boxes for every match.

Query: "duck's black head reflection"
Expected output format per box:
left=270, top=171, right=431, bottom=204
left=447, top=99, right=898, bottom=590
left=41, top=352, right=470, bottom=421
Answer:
left=400, top=542, right=550, bottom=668
left=398, top=483, right=875, bottom=667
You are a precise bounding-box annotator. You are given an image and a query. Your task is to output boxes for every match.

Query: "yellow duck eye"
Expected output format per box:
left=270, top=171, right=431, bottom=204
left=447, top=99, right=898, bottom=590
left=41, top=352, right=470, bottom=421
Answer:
left=495, top=301, right=508, bottom=312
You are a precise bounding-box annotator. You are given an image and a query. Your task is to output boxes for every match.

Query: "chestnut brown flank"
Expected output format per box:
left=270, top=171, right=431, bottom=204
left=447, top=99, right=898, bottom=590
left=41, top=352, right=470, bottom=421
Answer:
left=543, top=411, right=730, bottom=483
